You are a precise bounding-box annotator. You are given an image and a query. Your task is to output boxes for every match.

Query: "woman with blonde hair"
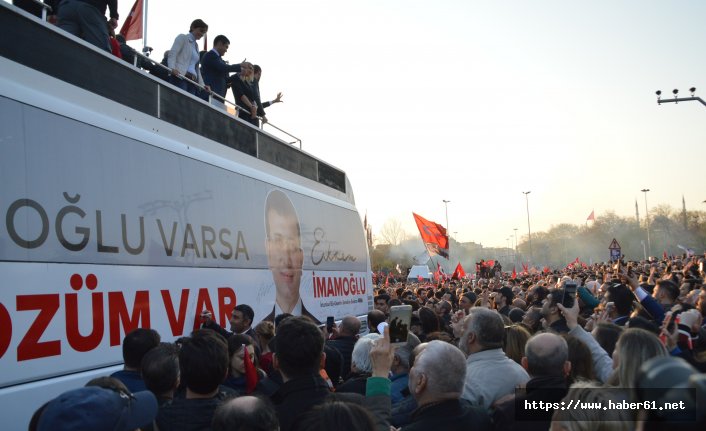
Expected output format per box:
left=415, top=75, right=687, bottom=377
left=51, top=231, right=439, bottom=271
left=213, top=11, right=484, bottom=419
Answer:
left=608, top=328, right=667, bottom=388
left=254, top=320, right=275, bottom=375
left=231, top=62, right=259, bottom=126
left=551, top=381, right=633, bottom=431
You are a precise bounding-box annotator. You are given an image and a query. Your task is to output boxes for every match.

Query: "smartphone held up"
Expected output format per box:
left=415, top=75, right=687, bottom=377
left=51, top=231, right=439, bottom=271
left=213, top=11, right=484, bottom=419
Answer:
left=388, top=305, right=412, bottom=346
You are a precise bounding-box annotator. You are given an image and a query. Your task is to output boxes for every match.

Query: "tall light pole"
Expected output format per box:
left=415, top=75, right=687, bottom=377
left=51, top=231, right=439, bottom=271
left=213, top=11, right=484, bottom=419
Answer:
left=442, top=199, right=450, bottom=260
left=641, top=189, right=651, bottom=258
left=655, top=88, right=706, bottom=108
left=523, top=191, right=533, bottom=262
left=513, top=228, right=519, bottom=264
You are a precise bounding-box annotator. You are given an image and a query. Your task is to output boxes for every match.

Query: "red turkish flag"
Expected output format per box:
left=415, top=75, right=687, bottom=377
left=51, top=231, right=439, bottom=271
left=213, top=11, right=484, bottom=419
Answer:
left=119, top=0, right=143, bottom=41
left=243, top=347, right=258, bottom=394
left=451, top=262, right=466, bottom=280
left=511, top=267, right=517, bottom=279
left=413, top=213, right=449, bottom=258
left=586, top=210, right=595, bottom=221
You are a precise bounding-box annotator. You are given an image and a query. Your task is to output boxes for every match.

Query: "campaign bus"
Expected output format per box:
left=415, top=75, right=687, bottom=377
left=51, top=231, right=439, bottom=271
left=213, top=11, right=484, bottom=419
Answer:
left=0, top=3, right=372, bottom=427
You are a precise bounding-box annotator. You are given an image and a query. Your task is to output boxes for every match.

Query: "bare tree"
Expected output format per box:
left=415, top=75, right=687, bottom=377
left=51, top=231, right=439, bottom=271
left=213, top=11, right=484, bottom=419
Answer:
left=379, top=218, right=408, bottom=246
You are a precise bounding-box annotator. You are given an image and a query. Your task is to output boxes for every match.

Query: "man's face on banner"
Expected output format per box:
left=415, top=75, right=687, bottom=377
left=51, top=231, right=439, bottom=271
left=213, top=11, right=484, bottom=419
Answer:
left=266, top=209, right=303, bottom=299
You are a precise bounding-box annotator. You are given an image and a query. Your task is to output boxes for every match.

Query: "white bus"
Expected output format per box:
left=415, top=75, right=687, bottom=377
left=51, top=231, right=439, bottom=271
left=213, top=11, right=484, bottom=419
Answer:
left=0, top=3, right=372, bottom=428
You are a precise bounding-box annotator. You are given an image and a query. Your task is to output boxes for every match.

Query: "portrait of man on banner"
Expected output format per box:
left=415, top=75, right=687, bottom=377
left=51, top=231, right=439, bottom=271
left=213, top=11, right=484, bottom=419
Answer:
left=263, top=189, right=319, bottom=323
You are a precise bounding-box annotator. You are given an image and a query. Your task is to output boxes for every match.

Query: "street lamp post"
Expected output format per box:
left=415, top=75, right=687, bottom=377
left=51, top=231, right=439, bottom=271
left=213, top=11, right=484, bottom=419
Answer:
left=655, top=88, right=706, bottom=108
left=443, top=199, right=450, bottom=260
left=641, top=189, right=651, bottom=258
left=523, top=191, right=533, bottom=262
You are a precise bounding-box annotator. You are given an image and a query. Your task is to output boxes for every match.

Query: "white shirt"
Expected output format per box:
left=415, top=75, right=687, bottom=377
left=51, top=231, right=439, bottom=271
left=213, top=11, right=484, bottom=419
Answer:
left=274, top=297, right=302, bottom=316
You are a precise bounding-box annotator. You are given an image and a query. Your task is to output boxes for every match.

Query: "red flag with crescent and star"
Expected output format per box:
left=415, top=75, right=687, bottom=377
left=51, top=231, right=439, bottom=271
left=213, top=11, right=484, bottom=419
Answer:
left=413, top=213, right=449, bottom=259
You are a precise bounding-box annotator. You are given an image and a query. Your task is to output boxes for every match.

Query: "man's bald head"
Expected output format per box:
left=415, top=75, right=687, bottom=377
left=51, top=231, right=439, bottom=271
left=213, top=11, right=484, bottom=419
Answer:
left=523, top=332, right=569, bottom=377
left=212, top=396, right=279, bottom=431
left=340, top=316, right=361, bottom=336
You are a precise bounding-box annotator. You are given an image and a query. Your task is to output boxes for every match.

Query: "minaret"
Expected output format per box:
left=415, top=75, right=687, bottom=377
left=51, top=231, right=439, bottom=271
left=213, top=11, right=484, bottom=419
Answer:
left=682, top=195, right=688, bottom=230
left=635, top=199, right=640, bottom=225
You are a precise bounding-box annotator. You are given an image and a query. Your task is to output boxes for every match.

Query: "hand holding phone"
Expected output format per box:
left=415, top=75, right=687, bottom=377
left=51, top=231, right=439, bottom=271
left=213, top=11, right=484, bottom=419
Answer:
left=388, top=305, right=412, bottom=345
left=562, top=283, right=577, bottom=308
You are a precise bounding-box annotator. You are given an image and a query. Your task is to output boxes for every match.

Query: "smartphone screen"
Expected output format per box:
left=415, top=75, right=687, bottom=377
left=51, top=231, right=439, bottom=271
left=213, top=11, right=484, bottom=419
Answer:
left=563, top=283, right=577, bottom=308
left=388, top=305, right=412, bottom=345
left=326, top=316, right=335, bottom=333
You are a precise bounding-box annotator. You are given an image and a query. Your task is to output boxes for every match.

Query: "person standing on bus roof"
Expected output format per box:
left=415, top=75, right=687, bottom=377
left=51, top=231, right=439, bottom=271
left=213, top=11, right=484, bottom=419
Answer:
left=201, top=35, right=242, bottom=108
left=57, top=0, right=119, bottom=53
left=263, top=190, right=319, bottom=323
left=252, top=65, right=283, bottom=126
left=168, top=19, right=210, bottom=96
left=231, top=62, right=259, bottom=127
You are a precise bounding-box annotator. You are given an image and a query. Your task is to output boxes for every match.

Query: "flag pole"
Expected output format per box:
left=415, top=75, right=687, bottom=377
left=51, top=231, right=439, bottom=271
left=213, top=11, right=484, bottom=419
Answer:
left=426, top=251, right=438, bottom=283
left=142, top=0, right=148, bottom=54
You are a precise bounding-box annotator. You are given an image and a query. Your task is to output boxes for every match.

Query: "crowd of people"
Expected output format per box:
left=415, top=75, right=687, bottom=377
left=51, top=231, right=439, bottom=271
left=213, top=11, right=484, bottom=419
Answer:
left=29, top=253, right=706, bottom=430
left=14, top=0, right=283, bottom=127
left=368, top=254, right=706, bottom=430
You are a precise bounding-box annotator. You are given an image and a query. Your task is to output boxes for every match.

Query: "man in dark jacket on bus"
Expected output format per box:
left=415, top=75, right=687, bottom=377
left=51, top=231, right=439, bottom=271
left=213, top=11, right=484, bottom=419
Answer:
left=201, top=35, right=241, bottom=104
left=57, top=0, right=119, bottom=52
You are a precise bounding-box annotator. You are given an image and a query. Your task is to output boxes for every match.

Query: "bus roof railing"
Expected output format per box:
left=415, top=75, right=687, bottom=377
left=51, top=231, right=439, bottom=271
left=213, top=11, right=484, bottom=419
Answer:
left=129, top=49, right=303, bottom=149
left=23, top=0, right=52, bottom=20
left=1, top=2, right=347, bottom=194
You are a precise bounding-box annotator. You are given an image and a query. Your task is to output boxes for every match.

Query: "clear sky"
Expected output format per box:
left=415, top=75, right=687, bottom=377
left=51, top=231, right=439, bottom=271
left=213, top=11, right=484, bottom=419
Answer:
left=115, top=0, right=705, bottom=249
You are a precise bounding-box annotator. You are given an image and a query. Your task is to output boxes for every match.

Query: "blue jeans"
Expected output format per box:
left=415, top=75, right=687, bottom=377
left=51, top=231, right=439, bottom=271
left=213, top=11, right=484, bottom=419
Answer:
left=170, top=74, right=199, bottom=96
left=57, top=0, right=110, bottom=52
